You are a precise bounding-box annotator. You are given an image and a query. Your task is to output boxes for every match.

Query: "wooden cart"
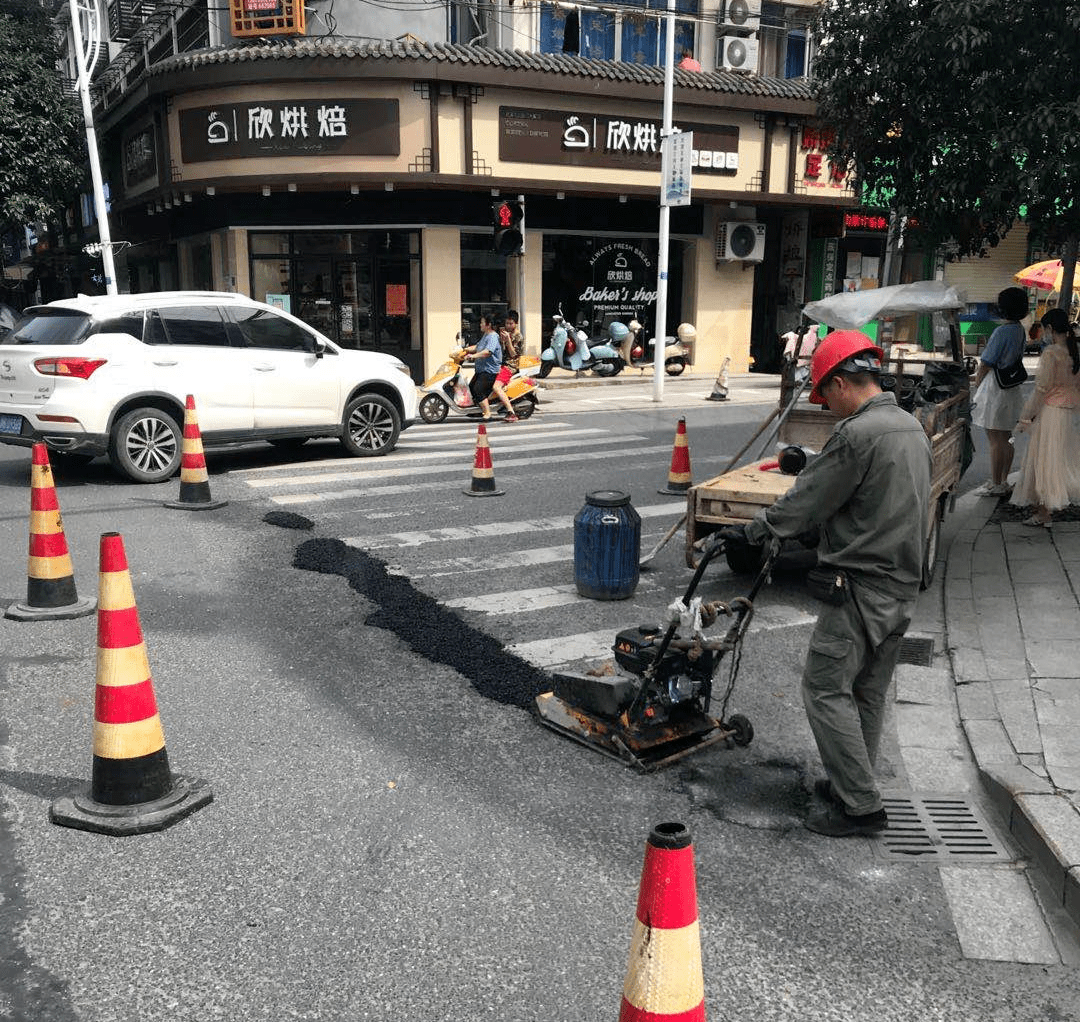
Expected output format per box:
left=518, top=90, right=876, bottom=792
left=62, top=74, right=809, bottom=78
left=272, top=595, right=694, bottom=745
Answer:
left=686, top=283, right=972, bottom=589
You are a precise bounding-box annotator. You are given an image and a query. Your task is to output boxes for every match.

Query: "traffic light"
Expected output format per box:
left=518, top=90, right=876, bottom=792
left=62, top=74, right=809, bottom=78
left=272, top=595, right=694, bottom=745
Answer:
left=492, top=199, right=524, bottom=255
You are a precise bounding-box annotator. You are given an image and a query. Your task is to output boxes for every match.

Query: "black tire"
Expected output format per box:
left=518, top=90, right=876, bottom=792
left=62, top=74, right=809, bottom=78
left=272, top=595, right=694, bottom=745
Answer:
left=512, top=396, right=536, bottom=419
left=728, top=714, right=754, bottom=747
left=340, top=393, right=400, bottom=457
left=593, top=358, right=622, bottom=377
left=538, top=360, right=553, bottom=379
left=725, top=543, right=764, bottom=575
left=419, top=393, right=450, bottom=424
left=267, top=437, right=309, bottom=450
left=109, top=406, right=182, bottom=483
left=921, top=501, right=944, bottom=590
left=665, top=359, right=686, bottom=376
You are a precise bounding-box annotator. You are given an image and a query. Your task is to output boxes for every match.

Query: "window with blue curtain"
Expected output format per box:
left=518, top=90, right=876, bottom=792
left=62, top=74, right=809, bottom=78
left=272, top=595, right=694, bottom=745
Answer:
left=784, top=28, right=806, bottom=78
left=540, top=0, right=695, bottom=64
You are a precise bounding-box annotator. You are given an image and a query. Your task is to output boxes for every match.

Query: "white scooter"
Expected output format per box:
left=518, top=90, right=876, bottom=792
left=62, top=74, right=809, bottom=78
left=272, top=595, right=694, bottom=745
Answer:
left=615, top=318, right=691, bottom=376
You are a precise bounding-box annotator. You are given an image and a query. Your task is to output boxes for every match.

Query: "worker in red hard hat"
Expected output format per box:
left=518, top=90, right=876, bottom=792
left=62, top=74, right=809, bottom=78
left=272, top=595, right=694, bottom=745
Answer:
left=720, top=329, right=931, bottom=837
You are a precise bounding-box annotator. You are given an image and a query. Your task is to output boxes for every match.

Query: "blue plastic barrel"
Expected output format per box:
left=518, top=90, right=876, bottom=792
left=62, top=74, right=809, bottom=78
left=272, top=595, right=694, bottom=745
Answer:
left=574, top=490, right=641, bottom=600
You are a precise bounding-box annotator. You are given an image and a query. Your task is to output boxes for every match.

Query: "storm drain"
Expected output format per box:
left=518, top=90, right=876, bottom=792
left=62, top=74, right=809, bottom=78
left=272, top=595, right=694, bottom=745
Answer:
left=874, top=794, right=1012, bottom=863
left=896, top=636, right=935, bottom=667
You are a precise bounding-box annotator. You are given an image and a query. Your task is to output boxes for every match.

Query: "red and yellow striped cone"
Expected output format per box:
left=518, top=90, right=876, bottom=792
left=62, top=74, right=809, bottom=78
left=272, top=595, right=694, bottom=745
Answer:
left=5, top=443, right=95, bottom=621
left=163, top=394, right=227, bottom=510
left=619, top=822, right=705, bottom=1022
left=658, top=418, right=693, bottom=495
left=463, top=423, right=505, bottom=497
left=50, top=532, right=212, bottom=836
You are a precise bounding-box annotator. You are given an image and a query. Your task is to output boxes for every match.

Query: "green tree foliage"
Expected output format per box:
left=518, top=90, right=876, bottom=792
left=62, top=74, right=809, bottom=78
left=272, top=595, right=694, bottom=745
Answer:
left=0, top=1, right=84, bottom=229
left=813, top=0, right=1080, bottom=293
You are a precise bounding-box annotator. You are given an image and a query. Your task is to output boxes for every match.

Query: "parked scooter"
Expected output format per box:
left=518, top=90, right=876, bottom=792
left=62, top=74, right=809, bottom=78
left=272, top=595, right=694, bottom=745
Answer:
left=539, top=309, right=624, bottom=378
left=418, top=346, right=538, bottom=423
left=615, top=318, right=690, bottom=376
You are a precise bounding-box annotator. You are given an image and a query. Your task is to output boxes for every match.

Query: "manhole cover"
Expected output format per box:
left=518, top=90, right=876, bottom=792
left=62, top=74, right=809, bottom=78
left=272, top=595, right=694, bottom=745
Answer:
left=897, top=636, right=934, bottom=667
left=874, top=793, right=1012, bottom=863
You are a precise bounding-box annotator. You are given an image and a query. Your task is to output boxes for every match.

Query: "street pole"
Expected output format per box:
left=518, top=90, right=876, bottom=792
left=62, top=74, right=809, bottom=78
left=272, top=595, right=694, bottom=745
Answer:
left=652, top=0, right=676, bottom=403
left=518, top=193, right=526, bottom=351
left=69, top=0, right=117, bottom=295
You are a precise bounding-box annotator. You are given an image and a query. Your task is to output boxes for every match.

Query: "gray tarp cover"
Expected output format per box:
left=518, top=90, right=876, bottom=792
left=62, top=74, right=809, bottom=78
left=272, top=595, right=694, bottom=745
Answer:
left=802, top=281, right=967, bottom=330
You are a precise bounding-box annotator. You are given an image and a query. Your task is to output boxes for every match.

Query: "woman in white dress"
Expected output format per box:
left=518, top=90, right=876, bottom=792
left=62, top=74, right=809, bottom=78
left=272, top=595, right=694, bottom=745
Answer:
left=1010, top=308, right=1080, bottom=527
left=970, top=287, right=1030, bottom=496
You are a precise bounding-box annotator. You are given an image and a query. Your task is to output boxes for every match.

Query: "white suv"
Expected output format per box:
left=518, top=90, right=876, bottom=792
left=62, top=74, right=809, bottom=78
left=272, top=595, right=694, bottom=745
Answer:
left=0, top=292, right=418, bottom=483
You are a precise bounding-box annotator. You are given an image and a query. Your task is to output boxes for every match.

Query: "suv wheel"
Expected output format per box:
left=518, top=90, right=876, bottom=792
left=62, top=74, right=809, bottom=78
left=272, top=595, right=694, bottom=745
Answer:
left=109, top=407, right=182, bottom=483
left=340, top=394, right=400, bottom=457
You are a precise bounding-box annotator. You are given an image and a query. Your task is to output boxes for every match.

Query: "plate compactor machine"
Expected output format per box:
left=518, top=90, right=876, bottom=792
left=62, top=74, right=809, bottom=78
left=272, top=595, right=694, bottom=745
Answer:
left=535, top=536, right=775, bottom=771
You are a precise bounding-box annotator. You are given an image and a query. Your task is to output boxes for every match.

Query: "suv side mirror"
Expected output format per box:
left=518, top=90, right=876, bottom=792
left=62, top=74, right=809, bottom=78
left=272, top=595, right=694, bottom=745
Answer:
left=313, top=338, right=326, bottom=359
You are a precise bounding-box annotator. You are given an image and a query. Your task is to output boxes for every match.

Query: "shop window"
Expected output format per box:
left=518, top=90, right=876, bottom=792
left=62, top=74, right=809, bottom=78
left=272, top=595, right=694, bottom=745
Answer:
left=460, top=233, right=509, bottom=345
left=540, top=0, right=694, bottom=64
left=785, top=30, right=807, bottom=78
left=249, top=233, right=290, bottom=255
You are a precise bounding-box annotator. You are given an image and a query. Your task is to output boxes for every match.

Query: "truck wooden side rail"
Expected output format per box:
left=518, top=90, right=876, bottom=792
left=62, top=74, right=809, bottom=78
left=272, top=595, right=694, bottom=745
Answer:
left=686, top=362, right=969, bottom=589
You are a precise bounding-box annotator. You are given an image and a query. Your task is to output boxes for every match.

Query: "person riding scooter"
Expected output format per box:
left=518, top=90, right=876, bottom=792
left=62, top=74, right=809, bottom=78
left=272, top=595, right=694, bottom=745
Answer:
left=417, top=340, right=538, bottom=423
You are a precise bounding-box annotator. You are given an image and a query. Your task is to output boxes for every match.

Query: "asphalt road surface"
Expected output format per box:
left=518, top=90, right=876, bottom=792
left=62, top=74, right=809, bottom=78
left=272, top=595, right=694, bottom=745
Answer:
left=1, top=375, right=1075, bottom=1022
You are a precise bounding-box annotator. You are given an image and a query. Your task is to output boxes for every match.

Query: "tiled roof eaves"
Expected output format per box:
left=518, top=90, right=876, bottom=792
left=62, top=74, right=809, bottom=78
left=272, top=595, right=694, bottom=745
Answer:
left=151, top=38, right=815, bottom=107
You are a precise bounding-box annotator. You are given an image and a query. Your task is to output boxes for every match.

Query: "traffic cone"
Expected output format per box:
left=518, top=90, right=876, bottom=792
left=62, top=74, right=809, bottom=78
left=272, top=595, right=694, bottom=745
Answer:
left=619, top=822, right=705, bottom=1022
left=706, top=356, right=730, bottom=402
left=50, top=532, right=212, bottom=836
left=658, top=418, right=692, bottom=495
left=5, top=443, right=95, bottom=621
left=463, top=423, right=505, bottom=497
left=163, top=395, right=227, bottom=510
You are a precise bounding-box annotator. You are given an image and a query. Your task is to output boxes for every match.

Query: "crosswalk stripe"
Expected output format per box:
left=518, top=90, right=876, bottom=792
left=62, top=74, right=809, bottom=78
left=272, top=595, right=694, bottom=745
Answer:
left=245, top=434, right=647, bottom=489
left=508, top=605, right=816, bottom=669
left=393, top=543, right=576, bottom=578
left=350, top=501, right=683, bottom=547
left=269, top=445, right=679, bottom=505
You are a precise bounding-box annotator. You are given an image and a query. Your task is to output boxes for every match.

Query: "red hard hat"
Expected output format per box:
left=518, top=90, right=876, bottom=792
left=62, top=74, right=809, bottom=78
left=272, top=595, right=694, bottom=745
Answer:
left=809, top=330, right=884, bottom=405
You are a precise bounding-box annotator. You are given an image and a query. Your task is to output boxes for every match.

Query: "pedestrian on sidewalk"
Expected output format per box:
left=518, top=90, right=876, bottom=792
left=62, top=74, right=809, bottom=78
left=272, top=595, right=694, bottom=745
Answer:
left=1009, top=308, right=1080, bottom=527
left=720, top=331, right=931, bottom=837
left=970, top=286, right=1030, bottom=497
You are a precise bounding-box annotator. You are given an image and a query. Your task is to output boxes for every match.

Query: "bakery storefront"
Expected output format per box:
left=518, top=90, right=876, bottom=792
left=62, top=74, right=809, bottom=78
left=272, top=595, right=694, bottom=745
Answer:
left=93, top=40, right=850, bottom=378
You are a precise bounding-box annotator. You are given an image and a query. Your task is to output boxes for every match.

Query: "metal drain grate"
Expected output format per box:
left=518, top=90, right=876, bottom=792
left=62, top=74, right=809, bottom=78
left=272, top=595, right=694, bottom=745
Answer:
left=897, top=636, right=935, bottom=667
left=874, top=794, right=1012, bottom=862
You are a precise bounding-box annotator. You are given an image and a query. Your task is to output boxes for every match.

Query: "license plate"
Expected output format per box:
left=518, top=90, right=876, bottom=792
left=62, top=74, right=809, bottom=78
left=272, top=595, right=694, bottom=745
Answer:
left=0, top=414, right=23, bottom=435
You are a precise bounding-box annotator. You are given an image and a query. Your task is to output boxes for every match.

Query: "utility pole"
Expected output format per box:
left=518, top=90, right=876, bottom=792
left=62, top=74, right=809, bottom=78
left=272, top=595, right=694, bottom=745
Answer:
left=652, top=0, right=677, bottom=403
left=69, top=0, right=117, bottom=295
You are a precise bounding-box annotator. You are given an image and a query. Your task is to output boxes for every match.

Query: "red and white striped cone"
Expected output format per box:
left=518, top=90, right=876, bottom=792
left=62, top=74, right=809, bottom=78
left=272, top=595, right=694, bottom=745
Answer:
left=5, top=443, right=95, bottom=621
left=463, top=423, right=505, bottom=497
left=619, top=822, right=705, bottom=1022
left=658, top=418, right=693, bottom=495
left=50, top=532, right=212, bottom=836
left=163, top=395, right=227, bottom=510
left=706, top=356, right=730, bottom=402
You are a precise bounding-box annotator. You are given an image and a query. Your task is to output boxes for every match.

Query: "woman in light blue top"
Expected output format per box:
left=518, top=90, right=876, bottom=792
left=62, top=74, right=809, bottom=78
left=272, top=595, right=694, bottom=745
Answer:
left=971, top=286, right=1029, bottom=496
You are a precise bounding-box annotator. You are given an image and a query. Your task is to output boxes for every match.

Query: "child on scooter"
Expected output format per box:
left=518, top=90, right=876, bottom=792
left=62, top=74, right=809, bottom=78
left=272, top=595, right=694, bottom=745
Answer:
left=492, top=311, right=523, bottom=422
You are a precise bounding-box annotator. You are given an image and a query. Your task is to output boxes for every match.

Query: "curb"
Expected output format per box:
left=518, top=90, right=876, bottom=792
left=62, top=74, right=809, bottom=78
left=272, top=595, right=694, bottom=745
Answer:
left=944, top=490, right=1080, bottom=927
left=535, top=370, right=780, bottom=392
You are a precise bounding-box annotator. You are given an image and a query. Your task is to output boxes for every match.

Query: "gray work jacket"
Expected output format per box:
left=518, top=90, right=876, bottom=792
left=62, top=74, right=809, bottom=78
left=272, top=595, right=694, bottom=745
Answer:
left=745, top=392, right=932, bottom=606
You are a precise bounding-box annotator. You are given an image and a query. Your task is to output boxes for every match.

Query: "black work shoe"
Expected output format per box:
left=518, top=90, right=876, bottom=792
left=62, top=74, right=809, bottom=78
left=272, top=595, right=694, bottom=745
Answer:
left=805, top=803, right=888, bottom=837
left=813, top=778, right=844, bottom=806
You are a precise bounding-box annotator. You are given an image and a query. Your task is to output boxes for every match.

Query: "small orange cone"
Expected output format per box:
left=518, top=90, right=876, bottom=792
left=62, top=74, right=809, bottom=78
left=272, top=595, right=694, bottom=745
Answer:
left=658, top=417, right=692, bottom=495
left=163, top=394, right=227, bottom=510
left=619, top=822, right=705, bottom=1022
left=463, top=423, right=505, bottom=497
left=50, top=532, right=212, bottom=836
left=5, top=443, right=95, bottom=621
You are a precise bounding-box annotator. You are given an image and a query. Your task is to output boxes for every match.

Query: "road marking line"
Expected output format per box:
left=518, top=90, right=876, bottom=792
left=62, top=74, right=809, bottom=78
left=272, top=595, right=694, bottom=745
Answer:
left=245, top=434, right=646, bottom=488
left=269, top=445, right=677, bottom=505
left=443, top=581, right=661, bottom=614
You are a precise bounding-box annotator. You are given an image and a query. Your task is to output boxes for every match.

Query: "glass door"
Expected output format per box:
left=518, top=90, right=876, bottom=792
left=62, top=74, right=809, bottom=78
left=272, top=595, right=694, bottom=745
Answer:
left=334, top=260, right=373, bottom=349
left=294, top=259, right=333, bottom=338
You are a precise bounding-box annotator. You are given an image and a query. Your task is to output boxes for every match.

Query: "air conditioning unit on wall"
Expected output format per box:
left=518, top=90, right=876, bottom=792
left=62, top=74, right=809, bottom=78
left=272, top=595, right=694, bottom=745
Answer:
left=717, top=0, right=760, bottom=34
left=716, top=221, right=766, bottom=263
left=717, top=34, right=759, bottom=71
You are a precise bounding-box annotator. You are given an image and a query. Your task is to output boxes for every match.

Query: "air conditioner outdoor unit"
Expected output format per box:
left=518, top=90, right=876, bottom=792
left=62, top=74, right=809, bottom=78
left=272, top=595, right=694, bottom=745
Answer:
left=717, top=33, right=758, bottom=72
left=717, top=0, right=760, bottom=34
left=716, top=221, right=766, bottom=263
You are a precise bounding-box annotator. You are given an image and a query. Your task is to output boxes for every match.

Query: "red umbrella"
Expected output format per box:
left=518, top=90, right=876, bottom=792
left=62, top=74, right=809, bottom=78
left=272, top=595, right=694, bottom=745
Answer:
left=1014, top=259, right=1078, bottom=293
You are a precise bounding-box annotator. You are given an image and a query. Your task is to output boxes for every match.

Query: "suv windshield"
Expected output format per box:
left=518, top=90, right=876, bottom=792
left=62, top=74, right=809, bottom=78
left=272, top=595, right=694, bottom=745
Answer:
left=8, top=309, right=94, bottom=346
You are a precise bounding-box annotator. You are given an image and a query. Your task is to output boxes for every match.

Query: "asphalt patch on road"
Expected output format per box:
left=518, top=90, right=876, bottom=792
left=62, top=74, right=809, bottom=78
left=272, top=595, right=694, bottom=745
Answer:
left=293, top=538, right=550, bottom=707
left=263, top=510, right=315, bottom=530
left=679, top=757, right=810, bottom=831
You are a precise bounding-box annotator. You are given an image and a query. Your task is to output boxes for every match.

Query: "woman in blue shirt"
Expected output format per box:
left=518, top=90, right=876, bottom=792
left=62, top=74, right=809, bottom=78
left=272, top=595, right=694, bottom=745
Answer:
left=971, top=286, right=1029, bottom=496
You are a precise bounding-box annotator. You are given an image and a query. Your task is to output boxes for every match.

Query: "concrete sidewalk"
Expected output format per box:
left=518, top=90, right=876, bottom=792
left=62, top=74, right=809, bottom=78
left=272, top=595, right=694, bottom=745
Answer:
left=535, top=369, right=780, bottom=404
left=943, top=491, right=1080, bottom=928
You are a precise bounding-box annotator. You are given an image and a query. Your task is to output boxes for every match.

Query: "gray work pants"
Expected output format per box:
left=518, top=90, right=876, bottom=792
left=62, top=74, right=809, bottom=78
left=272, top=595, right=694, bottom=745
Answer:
left=802, top=593, right=911, bottom=816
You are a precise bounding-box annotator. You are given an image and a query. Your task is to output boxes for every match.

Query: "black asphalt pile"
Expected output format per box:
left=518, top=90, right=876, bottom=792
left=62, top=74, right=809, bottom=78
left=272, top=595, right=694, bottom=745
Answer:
left=293, top=538, right=551, bottom=707
left=263, top=510, right=315, bottom=530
